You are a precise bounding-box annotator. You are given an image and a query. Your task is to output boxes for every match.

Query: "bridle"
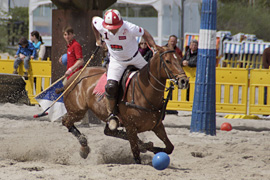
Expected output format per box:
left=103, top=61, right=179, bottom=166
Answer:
left=148, top=50, right=185, bottom=91
left=125, top=49, right=187, bottom=128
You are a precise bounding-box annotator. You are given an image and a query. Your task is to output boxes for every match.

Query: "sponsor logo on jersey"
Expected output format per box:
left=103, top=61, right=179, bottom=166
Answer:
left=119, top=36, right=126, bottom=40
left=111, top=44, right=123, bottom=51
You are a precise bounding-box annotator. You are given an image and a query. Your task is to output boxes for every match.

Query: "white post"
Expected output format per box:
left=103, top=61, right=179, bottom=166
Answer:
left=157, top=2, right=163, bottom=46
left=29, top=11, right=33, bottom=39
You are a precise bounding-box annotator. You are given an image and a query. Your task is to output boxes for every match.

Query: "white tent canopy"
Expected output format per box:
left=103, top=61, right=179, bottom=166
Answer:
left=29, top=0, right=52, bottom=46
left=117, top=0, right=183, bottom=46
left=28, top=0, right=201, bottom=47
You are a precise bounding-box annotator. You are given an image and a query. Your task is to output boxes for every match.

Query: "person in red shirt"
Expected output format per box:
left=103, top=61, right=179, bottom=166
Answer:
left=166, top=35, right=183, bottom=59
left=59, top=27, right=84, bottom=81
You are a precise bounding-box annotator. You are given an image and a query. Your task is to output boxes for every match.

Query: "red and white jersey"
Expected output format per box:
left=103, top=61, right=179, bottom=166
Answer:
left=93, top=17, right=144, bottom=61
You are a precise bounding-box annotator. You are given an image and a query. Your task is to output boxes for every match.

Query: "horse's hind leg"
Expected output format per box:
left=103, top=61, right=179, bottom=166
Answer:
left=151, top=123, right=174, bottom=154
left=62, top=113, right=90, bottom=159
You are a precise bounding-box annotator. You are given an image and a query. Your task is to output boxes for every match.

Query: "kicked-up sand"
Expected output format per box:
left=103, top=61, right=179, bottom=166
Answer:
left=0, top=103, right=270, bottom=180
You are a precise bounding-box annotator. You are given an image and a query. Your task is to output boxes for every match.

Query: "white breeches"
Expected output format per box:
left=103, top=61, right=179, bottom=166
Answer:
left=107, top=52, right=147, bottom=82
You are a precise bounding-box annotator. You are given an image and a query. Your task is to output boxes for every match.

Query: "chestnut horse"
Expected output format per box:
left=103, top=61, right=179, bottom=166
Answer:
left=61, top=46, right=189, bottom=164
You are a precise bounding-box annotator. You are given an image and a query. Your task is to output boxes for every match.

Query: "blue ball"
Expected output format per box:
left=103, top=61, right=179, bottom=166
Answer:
left=62, top=53, right=68, bottom=66
left=152, top=152, right=170, bottom=170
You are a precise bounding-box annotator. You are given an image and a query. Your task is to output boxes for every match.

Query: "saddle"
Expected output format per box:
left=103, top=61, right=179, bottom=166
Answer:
left=93, top=65, right=139, bottom=101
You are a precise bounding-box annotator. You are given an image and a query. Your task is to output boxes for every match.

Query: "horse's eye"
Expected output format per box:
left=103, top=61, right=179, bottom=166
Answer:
left=165, top=60, right=171, bottom=64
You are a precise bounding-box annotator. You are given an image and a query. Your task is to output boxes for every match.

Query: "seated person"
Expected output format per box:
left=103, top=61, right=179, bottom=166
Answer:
left=30, top=31, right=46, bottom=60
left=13, top=37, right=36, bottom=78
left=182, top=39, right=198, bottom=67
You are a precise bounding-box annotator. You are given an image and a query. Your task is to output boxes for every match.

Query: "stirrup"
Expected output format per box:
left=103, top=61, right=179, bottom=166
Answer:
left=107, top=114, right=119, bottom=131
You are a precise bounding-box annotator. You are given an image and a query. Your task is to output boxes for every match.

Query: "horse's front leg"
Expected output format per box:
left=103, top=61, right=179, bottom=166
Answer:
left=125, top=125, right=141, bottom=164
left=152, top=123, right=174, bottom=154
left=62, top=113, right=90, bottom=159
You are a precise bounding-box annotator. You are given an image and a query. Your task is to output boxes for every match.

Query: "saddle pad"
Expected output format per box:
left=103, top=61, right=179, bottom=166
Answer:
left=93, top=73, right=107, bottom=97
left=122, top=71, right=137, bottom=100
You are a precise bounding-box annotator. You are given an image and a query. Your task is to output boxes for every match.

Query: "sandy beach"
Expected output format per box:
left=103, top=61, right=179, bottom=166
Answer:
left=0, top=103, right=270, bottom=180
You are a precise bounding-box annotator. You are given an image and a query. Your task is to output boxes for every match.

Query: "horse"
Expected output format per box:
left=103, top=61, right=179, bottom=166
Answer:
left=61, top=45, right=189, bottom=164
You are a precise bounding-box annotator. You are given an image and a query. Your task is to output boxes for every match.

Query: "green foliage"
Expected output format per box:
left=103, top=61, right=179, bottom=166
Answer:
left=219, top=0, right=270, bottom=7
left=0, top=7, right=28, bottom=54
left=217, top=1, right=270, bottom=41
left=0, top=24, right=8, bottom=52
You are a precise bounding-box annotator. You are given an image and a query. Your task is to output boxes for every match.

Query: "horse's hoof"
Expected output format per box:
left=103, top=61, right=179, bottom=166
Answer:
left=134, top=157, right=141, bottom=164
left=78, top=134, right=88, bottom=146
left=139, top=146, right=147, bottom=153
left=139, top=141, right=154, bottom=153
left=80, top=145, right=90, bottom=159
left=108, top=119, right=118, bottom=131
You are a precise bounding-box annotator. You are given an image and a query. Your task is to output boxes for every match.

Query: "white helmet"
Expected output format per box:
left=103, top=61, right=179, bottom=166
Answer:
left=102, top=9, right=123, bottom=30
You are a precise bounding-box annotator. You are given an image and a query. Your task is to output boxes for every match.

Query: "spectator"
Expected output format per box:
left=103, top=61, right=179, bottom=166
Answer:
left=138, top=38, right=153, bottom=62
left=262, top=47, right=270, bottom=106
left=182, top=39, right=198, bottom=67
left=166, top=35, right=183, bottom=59
left=13, top=37, right=37, bottom=79
left=30, top=31, right=46, bottom=60
left=181, top=39, right=198, bottom=102
left=58, top=26, right=84, bottom=82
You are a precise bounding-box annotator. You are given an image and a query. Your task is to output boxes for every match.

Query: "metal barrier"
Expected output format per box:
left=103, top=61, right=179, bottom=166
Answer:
left=0, top=57, right=51, bottom=104
left=166, top=66, right=269, bottom=116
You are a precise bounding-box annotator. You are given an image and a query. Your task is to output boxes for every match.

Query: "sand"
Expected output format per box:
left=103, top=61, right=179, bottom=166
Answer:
left=0, top=102, right=270, bottom=180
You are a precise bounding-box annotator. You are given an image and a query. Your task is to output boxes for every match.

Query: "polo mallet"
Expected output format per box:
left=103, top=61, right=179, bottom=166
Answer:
left=33, top=46, right=100, bottom=118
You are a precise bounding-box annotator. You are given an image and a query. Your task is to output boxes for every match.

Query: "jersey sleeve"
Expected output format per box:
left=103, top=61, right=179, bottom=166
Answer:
left=125, top=21, right=144, bottom=37
left=92, top=17, right=104, bottom=32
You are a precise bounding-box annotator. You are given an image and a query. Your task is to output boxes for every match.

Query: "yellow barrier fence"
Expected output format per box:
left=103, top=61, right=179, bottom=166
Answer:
left=249, top=69, right=270, bottom=115
left=166, top=66, right=270, bottom=117
left=1, top=56, right=269, bottom=117
left=0, top=57, right=51, bottom=104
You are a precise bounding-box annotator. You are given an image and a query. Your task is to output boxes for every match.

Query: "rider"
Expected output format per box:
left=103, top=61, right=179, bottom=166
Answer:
left=92, top=9, right=157, bottom=130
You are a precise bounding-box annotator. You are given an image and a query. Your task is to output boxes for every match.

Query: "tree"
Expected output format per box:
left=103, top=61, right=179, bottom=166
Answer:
left=217, top=1, right=270, bottom=41
left=0, top=7, right=28, bottom=54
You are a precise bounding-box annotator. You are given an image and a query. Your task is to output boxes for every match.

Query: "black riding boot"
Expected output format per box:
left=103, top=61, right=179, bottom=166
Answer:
left=105, top=80, right=120, bottom=130
left=106, top=98, right=119, bottom=130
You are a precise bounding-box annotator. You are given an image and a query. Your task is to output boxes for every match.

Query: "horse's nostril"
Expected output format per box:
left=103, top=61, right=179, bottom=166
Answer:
left=181, top=79, right=186, bottom=85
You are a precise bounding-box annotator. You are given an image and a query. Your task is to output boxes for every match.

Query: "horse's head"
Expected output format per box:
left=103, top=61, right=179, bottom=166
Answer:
left=153, top=46, right=189, bottom=89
